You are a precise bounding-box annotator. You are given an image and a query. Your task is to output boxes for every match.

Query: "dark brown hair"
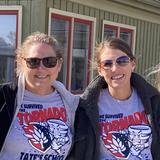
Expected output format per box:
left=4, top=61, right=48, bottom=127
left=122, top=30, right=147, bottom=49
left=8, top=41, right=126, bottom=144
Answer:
left=95, top=37, right=135, bottom=65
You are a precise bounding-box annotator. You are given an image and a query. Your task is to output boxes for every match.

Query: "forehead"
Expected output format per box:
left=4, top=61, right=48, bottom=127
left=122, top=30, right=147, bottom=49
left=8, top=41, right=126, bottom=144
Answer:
left=26, top=43, right=56, bottom=58
left=100, top=47, right=127, bottom=61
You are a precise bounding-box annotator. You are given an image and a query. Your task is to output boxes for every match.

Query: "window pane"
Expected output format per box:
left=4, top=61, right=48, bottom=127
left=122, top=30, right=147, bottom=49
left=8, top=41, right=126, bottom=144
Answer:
left=120, top=29, right=132, bottom=47
left=103, top=25, right=118, bottom=40
left=51, top=17, right=70, bottom=85
left=71, top=22, right=90, bottom=92
left=0, top=14, right=16, bottom=83
left=0, top=55, right=14, bottom=83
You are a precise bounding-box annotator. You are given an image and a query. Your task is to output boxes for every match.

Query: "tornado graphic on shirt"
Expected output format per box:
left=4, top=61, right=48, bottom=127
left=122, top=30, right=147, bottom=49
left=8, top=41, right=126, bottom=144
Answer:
left=98, top=89, right=152, bottom=160
left=0, top=90, right=72, bottom=160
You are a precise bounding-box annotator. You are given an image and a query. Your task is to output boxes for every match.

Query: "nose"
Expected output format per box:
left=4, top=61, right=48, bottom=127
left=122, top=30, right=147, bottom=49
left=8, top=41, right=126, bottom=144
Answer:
left=37, top=61, right=46, bottom=69
left=110, top=62, right=118, bottom=71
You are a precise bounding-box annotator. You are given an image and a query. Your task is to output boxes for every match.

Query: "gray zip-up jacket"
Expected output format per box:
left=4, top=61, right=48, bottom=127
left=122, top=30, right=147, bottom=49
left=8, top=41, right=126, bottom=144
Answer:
left=0, top=74, right=79, bottom=153
left=72, top=73, right=160, bottom=160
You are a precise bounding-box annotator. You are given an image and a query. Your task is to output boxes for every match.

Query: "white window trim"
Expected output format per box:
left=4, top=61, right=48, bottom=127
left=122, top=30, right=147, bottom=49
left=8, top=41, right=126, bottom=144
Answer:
left=49, top=8, right=96, bottom=25
left=102, top=20, right=136, bottom=54
left=48, top=8, right=96, bottom=86
left=0, top=5, right=22, bottom=48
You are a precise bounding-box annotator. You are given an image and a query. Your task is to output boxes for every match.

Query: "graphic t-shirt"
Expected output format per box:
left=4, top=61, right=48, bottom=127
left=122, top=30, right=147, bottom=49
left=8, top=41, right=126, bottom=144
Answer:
left=98, top=88, right=152, bottom=160
left=0, top=90, right=72, bottom=160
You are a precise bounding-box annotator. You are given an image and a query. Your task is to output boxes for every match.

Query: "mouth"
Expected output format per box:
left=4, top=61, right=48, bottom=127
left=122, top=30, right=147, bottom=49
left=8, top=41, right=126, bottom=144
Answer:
left=111, top=74, right=124, bottom=80
left=34, top=75, right=48, bottom=79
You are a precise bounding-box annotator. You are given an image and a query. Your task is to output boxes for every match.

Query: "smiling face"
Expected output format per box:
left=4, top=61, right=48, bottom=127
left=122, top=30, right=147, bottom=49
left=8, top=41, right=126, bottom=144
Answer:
left=98, top=46, right=135, bottom=96
left=22, top=43, right=62, bottom=95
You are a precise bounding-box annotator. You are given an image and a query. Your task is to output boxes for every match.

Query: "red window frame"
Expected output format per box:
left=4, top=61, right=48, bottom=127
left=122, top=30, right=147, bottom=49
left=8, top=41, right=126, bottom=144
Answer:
left=51, top=13, right=72, bottom=89
left=74, top=18, right=92, bottom=86
left=103, top=24, right=134, bottom=49
left=120, top=27, right=133, bottom=48
left=0, top=10, right=19, bottom=48
left=104, top=24, right=118, bottom=38
left=0, top=9, right=21, bottom=83
left=50, top=13, right=93, bottom=93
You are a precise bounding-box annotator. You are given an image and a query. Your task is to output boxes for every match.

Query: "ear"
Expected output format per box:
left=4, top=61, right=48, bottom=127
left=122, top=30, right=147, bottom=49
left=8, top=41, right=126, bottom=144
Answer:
left=57, top=58, right=63, bottom=72
left=131, top=60, right=136, bottom=72
left=98, top=66, right=103, bottom=76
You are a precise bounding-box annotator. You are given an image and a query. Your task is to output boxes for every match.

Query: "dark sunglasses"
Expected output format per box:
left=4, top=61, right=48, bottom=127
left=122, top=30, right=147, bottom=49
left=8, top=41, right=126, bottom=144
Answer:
left=100, top=55, right=130, bottom=70
left=23, top=57, right=58, bottom=69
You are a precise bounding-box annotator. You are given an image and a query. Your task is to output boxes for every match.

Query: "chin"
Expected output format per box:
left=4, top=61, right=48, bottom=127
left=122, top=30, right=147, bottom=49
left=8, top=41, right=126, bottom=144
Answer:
left=35, top=82, right=42, bottom=87
left=111, top=84, right=126, bottom=90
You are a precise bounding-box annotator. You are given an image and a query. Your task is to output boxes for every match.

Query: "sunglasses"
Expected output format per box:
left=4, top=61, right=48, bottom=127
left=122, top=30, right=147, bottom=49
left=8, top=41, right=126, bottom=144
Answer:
left=100, top=55, right=130, bottom=70
left=23, top=57, right=58, bottom=69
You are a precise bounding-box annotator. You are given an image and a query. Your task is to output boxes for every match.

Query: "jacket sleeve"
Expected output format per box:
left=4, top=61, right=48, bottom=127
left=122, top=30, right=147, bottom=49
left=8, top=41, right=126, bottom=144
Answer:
left=0, top=83, right=17, bottom=113
left=158, top=99, right=160, bottom=127
left=0, top=85, right=5, bottom=111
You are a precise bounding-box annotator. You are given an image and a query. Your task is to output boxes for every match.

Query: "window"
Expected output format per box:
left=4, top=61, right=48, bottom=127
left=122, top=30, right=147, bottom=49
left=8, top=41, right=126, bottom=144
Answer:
left=102, top=20, right=136, bottom=51
left=49, top=9, right=96, bottom=93
left=0, top=6, right=22, bottom=83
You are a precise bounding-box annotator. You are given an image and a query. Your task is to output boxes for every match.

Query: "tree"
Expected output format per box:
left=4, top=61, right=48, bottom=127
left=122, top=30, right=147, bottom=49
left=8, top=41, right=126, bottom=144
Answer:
left=7, top=31, right=16, bottom=48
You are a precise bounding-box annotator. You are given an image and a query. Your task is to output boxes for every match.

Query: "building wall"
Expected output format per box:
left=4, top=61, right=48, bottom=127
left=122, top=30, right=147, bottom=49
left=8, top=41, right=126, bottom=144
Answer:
left=0, top=0, right=160, bottom=83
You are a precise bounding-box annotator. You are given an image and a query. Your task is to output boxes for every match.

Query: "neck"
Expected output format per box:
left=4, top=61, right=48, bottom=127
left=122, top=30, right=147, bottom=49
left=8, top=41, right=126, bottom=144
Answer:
left=26, top=86, right=54, bottom=95
left=108, top=86, right=132, bottom=100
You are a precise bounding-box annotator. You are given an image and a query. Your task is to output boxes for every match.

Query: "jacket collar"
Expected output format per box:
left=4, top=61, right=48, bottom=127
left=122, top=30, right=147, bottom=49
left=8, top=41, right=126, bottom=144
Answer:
left=81, top=72, right=159, bottom=114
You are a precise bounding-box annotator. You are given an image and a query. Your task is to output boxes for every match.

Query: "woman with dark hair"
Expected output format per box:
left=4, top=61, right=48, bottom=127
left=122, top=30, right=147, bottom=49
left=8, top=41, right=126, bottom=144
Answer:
left=0, top=32, right=79, bottom=160
left=73, top=38, right=160, bottom=160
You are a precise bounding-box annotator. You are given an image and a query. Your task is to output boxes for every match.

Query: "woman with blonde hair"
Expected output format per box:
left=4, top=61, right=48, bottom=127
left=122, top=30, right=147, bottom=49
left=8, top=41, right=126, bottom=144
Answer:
left=0, top=32, right=79, bottom=160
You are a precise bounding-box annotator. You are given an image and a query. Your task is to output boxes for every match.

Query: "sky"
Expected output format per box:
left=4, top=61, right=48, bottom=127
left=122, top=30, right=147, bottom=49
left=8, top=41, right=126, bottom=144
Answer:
left=0, top=15, right=16, bottom=43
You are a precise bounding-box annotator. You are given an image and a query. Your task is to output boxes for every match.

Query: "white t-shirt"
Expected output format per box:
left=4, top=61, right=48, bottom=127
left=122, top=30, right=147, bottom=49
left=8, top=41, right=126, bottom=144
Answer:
left=98, top=88, right=152, bottom=160
left=0, top=90, right=72, bottom=160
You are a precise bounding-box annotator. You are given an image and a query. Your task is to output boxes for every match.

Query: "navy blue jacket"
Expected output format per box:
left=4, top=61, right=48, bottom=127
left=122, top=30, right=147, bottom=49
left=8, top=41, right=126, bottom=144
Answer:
left=0, top=83, right=17, bottom=151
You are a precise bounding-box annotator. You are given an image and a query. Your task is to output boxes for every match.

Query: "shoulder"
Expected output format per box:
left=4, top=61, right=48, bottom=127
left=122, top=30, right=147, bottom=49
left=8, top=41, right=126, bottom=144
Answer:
left=0, top=82, right=17, bottom=102
left=0, top=82, right=17, bottom=110
left=0, top=82, right=17, bottom=92
left=53, top=80, right=65, bottom=89
left=53, top=80, right=80, bottom=106
left=80, top=76, right=106, bottom=108
left=53, top=80, right=76, bottom=98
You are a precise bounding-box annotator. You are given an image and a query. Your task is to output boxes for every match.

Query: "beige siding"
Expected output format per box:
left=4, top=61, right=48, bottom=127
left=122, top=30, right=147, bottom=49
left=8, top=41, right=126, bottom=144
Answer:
left=31, top=0, right=47, bottom=33
left=72, top=3, right=78, bottom=14
left=66, top=1, right=73, bottom=12
left=20, top=0, right=32, bottom=40
left=7, top=0, right=18, bottom=5
left=84, top=6, right=89, bottom=16
left=46, top=0, right=54, bottom=7
left=53, top=0, right=61, bottom=9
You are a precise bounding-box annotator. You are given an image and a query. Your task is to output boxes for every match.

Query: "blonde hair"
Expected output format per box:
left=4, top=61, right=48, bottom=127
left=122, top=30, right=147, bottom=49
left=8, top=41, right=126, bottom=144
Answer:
left=16, top=32, right=63, bottom=76
left=155, top=68, right=160, bottom=91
